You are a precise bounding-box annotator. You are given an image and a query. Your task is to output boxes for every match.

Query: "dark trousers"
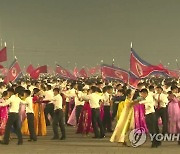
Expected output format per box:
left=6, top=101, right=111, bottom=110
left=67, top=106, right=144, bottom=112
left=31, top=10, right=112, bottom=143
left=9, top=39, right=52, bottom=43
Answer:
left=3, top=113, right=22, bottom=144
left=112, top=103, right=119, bottom=120
left=27, top=113, right=37, bottom=141
left=155, top=107, right=168, bottom=134
left=44, top=103, right=54, bottom=126
left=145, top=113, right=158, bottom=146
left=52, top=109, right=66, bottom=138
left=103, top=106, right=112, bottom=131
left=65, top=102, right=69, bottom=124
left=75, top=105, right=83, bottom=124
left=91, top=108, right=105, bottom=138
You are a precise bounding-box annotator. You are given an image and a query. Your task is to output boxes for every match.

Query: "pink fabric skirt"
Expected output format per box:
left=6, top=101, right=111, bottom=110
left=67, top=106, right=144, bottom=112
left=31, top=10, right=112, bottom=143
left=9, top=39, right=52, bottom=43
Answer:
left=77, top=102, right=93, bottom=134
left=133, top=104, right=148, bottom=133
left=168, top=100, right=180, bottom=134
left=0, top=106, right=8, bottom=135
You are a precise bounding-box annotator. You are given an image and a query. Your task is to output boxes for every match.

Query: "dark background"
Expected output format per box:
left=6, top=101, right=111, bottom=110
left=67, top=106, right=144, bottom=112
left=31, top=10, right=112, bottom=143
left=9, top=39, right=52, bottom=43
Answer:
left=0, top=0, right=180, bottom=70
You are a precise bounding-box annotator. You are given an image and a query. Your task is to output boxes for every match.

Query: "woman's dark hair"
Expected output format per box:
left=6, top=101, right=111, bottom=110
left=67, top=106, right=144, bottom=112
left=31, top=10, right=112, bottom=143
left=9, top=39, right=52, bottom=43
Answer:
left=167, top=91, right=172, bottom=95
left=2, top=91, right=8, bottom=97
left=171, top=85, right=178, bottom=91
left=7, top=88, right=15, bottom=94
left=77, top=83, right=83, bottom=91
left=126, top=89, right=132, bottom=97
left=102, top=86, right=108, bottom=93
left=33, top=88, right=40, bottom=95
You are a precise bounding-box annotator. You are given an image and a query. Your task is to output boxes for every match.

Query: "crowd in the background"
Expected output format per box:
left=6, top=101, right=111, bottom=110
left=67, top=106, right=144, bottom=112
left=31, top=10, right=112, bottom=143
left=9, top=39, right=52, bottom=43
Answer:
left=0, top=75, right=180, bottom=148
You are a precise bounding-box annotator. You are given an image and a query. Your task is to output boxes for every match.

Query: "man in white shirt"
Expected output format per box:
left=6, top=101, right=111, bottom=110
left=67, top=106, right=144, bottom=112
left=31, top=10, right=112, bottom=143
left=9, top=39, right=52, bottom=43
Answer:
left=83, top=86, right=105, bottom=138
left=51, top=88, right=66, bottom=140
left=24, top=90, right=37, bottom=142
left=44, top=85, right=54, bottom=126
left=0, top=87, right=23, bottom=145
left=65, top=83, right=85, bottom=124
left=102, top=86, right=113, bottom=132
left=154, top=86, right=168, bottom=134
left=138, top=89, right=160, bottom=148
left=64, top=82, right=77, bottom=124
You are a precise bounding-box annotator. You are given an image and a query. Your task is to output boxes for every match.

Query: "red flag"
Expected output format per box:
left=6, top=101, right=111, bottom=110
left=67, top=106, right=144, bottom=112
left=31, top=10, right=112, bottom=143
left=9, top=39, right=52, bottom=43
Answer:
left=101, top=64, right=129, bottom=83
left=4, top=59, right=22, bottom=83
left=167, top=70, right=179, bottom=78
left=88, top=66, right=100, bottom=76
left=47, top=66, right=54, bottom=74
left=130, top=48, right=168, bottom=78
left=79, top=68, right=88, bottom=78
left=128, top=72, right=140, bottom=89
left=56, top=65, right=76, bottom=80
left=0, top=68, right=8, bottom=76
left=30, top=65, right=47, bottom=79
left=156, top=63, right=179, bottom=78
left=26, top=64, right=35, bottom=74
left=0, top=65, right=4, bottom=69
left=0, top=47, right=7, bottom=62
left=73, top=67, right=79, bottom=78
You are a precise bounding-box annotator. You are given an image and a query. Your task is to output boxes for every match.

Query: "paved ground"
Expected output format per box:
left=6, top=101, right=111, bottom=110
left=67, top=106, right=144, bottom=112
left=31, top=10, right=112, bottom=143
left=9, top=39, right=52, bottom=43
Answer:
left=0, top=126, right=180, bottom=154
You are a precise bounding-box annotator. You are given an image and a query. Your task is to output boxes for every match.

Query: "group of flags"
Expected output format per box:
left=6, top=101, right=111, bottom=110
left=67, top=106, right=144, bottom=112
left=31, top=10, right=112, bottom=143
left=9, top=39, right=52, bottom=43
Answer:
left=0, top=45, right=179, bottom=87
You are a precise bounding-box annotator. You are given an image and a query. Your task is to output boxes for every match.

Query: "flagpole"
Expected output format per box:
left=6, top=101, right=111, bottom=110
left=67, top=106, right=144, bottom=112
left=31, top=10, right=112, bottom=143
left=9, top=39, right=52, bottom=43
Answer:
left=176, top=59, right=180, bottom=69
left=4, top=41, right=8, bottom=69
left=0, top=38, right=2, bottom=47
left=4, top=42, right=9, bottom=84
left=13, top=42, right=15, bottom=59
left=130, top=42, right=133, bottom=49
left=112, top=58, right=115, bottom=67
left=100, top=60, right=103, bottom=79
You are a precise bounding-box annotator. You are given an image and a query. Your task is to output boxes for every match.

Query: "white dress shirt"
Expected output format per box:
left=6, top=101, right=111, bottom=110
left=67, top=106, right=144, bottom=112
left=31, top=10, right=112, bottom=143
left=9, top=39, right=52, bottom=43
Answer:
left=83, top=93, right=103, bottom=109
left=52, top=94, right=63, bottom=110
left=139, top=95, right=155, bottom=115
left=25, top=96, right=34, bottom=113
left=154, top=93, right=168, bottom=108
left=29, top=85, right=36, bottom=93
left=44, top=90, right=54, bottom=103
left=65, top=88, right=76, bottom=102
left=0, top=95, right=22, bottom=113
left=103, top=92, right=111, bottom=106
left=75, top=91, right=85, bottom=106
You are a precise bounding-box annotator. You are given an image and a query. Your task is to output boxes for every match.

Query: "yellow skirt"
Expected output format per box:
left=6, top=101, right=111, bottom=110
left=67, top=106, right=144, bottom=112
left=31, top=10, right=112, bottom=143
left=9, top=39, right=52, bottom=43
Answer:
left=110, top=106, right=135, bottom=143
left=21, top=103, right=47, bottom=136
left=116, top=101, right=125, bottom=121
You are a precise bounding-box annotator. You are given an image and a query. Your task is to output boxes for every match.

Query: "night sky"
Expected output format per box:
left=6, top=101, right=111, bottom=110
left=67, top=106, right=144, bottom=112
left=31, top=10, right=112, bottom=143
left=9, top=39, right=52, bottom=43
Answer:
left=0, top=0, right=180, bottom=70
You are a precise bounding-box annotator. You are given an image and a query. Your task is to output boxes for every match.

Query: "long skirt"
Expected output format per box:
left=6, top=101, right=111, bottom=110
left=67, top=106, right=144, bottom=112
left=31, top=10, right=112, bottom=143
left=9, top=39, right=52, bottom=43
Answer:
left=0, top=106, right=8, bottom=136
left=110, top=106, right=134, bottom=143
left=67, top=107, right=76, bottom=126
left=168, top=99, right=180, bottom=134
left=134, top=104, right=148, bottom=133
left=77, top=102, right=93, bottom=134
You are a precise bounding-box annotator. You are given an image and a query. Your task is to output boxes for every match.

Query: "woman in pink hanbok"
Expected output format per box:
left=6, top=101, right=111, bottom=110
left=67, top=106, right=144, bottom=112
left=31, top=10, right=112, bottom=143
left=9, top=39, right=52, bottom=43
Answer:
left=133, top=104, right=148, bottom=133
left=76, top=101, right=93, bottom=135
left=167, top=92, right=180, bottom=135
left=77, top=89, right=93, bottom=135
left=0, top=91, right=9, bottom=140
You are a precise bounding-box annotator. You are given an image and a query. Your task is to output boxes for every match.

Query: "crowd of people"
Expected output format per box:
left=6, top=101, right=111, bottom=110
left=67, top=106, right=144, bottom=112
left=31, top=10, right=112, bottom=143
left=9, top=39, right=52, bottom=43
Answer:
left=0, top=75, right=180, bottom=148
